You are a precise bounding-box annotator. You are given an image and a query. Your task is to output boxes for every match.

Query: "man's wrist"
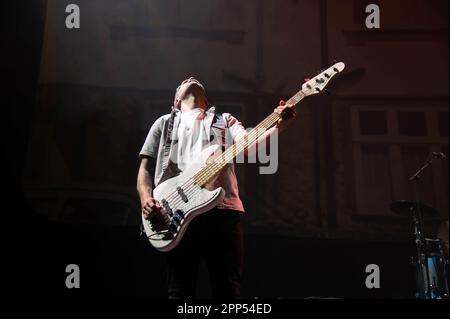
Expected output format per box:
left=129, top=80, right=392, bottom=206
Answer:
left=141, top=194, right=154, bottom=206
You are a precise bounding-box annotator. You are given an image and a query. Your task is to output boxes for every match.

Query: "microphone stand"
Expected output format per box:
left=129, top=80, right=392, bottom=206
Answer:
left=408, top=153, right=440, bottom=299
left=409, top=154, right=439, bottom=182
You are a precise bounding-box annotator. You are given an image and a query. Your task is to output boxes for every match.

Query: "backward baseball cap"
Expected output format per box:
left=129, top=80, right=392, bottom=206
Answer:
left=174, top=77, right=208, bottom=108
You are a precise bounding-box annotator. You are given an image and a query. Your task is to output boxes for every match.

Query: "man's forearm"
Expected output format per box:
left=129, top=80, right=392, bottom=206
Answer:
left=137, top=170, right=153, bottom=200
left=137, top=158, right=155, bottom=205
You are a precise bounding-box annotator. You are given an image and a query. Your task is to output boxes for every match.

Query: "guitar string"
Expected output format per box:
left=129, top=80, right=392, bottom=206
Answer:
left=159, top=111, right=279, bottom=205
left=147, top=72, right=340, bottom=236
left=159, top=91, right=308, bottom=210
left=164, top=87, right=306, bottom=204
left=161, top=112, right=282, bottom=209
left=148, top=87, right=315, bottom=233
left=172, top=69, right=337, bottom=196
left=155, top=122, right=275, bottom=213
left=147, top=107, right=298, bottom=234
left=195, top=87, right=310, bottom=182
left=196, top=113, right=282, bottom=183
left=155, top=85, right=314, bottom=210
left=159, top=89, right=309, bottom=210
left=160, top=90, right=308, bottom=210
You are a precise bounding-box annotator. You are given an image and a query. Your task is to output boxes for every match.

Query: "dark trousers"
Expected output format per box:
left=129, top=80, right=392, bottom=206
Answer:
left=166, top=208, right=244, bottom=299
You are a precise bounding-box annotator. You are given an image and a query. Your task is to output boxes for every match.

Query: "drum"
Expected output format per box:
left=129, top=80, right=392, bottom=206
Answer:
left=414, top=239, right=449, bottom=299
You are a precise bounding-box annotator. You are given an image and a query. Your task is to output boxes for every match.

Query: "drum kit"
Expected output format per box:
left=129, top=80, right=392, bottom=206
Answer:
left=390, top=200, right=448, bottom=299
left=389, top=152, right=449, bottom=299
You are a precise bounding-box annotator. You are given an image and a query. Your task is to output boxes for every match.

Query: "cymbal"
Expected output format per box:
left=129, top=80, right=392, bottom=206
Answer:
left=390, top=200, right=438, bottom=217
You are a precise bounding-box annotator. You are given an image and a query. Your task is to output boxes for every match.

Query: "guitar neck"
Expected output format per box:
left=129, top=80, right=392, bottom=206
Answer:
left=194, top=89, right=307, bottom=186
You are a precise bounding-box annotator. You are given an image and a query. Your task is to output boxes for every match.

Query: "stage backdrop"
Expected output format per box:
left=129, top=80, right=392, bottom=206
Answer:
left=24, top=0, right=448, bottom=242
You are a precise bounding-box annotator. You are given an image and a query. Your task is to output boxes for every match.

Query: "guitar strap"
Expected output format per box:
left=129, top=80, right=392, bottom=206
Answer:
left=161, top=107, right=177, bottom=174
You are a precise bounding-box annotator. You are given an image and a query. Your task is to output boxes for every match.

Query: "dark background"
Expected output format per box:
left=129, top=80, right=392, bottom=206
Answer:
left=1, top=0, right=448, bottom=298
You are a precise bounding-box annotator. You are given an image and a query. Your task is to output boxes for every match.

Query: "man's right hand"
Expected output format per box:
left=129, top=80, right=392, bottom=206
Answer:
left=142, top=197, right=164, bottom=221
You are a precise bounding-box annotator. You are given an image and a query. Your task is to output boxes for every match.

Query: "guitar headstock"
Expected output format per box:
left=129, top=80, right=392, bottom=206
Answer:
left=302, top=62, right=345, bottom=96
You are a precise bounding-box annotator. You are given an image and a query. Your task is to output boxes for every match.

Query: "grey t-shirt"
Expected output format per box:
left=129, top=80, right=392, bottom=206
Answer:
left=139, top=106, right=247, bottom=212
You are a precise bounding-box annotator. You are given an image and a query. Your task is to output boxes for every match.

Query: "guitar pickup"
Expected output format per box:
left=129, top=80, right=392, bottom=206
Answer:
left=161, top=199, right=173, bottom=217
left=176, top=186, right=189, bottom=203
